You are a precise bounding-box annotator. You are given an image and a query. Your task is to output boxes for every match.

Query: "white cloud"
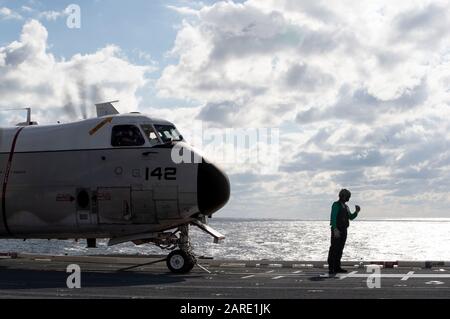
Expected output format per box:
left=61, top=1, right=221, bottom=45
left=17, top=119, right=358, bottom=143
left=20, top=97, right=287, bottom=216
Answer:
left=38, top=10, right=66, bottom=21
left=16, top=5, right=69, bottom=22
left=157, top=0, right=450, bottom=218
left=131, top=49, right=159, bottom=68
left=21, top=6, right=34, bottom=13
left=166, top=5, right=199, bottom=16
left=0, top=7, right=23, bottom=20
left=0, top=20, right=152, bottom=125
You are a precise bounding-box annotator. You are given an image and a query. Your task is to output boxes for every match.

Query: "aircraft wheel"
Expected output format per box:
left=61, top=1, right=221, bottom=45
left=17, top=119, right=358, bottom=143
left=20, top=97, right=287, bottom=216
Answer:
left=166, top=250, right=195, bottom=274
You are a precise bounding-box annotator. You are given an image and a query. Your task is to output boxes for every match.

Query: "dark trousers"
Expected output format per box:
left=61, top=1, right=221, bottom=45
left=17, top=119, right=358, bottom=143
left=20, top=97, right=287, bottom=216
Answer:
left=327, top=228, right=347, bottom=271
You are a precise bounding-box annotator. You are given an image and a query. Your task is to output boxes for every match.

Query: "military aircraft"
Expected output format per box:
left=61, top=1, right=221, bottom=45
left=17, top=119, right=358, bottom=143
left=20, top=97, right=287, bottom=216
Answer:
left=0, top=102, right=230, bottom=273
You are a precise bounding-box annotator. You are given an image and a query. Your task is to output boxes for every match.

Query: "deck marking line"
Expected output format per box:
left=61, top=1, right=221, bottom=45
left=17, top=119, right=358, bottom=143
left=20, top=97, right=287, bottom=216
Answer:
left=401, top=271, right=415, bottom=281
left=339, top=271, right=358, bottom=280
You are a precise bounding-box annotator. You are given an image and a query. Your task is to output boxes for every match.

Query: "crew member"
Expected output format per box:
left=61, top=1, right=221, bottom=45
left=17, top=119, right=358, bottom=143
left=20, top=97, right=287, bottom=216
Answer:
left=327, top=189, right=360, bottom=275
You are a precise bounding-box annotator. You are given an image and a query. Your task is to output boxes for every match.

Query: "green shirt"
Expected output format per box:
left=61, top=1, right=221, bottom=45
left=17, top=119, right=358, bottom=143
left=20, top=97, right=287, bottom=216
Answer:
left=330, top=201, right=358, bottom=229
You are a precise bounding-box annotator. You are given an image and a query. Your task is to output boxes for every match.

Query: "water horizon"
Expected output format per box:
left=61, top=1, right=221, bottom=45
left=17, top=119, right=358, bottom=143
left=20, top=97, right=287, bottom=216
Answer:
left=214, top=217, right=450, bottom=222
left=1, top=219, right=449, bottom=261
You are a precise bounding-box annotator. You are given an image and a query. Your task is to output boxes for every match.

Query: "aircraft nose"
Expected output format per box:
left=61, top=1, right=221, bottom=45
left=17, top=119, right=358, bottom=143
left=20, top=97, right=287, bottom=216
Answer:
left=197, top=160, right=231, bottom=216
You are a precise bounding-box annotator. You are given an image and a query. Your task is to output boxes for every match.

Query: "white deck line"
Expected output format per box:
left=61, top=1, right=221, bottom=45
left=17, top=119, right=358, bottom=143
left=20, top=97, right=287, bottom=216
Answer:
left=339, top=274, right=450, bottom=279
left=8, top=254, right=450, bottom=270
left=401, top=271, right=415, bottom=281
left=339, top=271, right=358, bottom=280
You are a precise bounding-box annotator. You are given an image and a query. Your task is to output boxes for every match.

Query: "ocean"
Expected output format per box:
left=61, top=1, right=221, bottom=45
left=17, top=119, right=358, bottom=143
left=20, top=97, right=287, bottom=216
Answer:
left=1, top=219, right=449, bottom=261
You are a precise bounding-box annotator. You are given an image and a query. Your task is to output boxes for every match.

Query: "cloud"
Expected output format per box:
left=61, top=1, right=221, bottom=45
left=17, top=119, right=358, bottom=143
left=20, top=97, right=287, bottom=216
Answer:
left=0, top=7, right=23, bottom=20
left=198, top=101, right=241, bottom=126
left=157, top=0, right=450, bottom=218
left=0, top=20, right=152, bottom=125
left=38, top=10, right=66, bottom=21
left=157, top=2, right=343, bottom=109
left=20, top=6, right=34, bottom=13
left=166, top=5, right=199, bottom=16
left=5, top=5, right=71, bottom=22
left=283, top=63, right=334, bottom=91
left=296, top=79, right=429, bottom=124
left=282, top=149, right=386, bottom=173
left=2, top=19, right=48, bottom=66
left=393, top=3, right=450, bottom=49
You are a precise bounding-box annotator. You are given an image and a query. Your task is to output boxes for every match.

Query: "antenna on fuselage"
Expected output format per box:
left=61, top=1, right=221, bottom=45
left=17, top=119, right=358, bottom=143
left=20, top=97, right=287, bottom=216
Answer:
left=95, top=100, right=120, bottom=117
left=26, top=108, right=31, bottom=124
left=0, top=107, right=37, bottom=126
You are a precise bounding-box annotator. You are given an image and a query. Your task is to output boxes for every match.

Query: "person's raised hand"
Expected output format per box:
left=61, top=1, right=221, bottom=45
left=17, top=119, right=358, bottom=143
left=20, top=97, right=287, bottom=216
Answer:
left=355, top=205, right=361, bottom=213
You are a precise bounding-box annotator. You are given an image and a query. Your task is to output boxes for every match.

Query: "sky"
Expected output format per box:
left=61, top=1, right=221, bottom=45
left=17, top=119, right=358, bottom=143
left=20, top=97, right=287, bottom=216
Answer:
left=1, top=0, right=450, bottom=219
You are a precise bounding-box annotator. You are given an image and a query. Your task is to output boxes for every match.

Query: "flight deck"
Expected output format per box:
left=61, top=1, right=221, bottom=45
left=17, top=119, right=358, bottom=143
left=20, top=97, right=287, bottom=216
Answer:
left=0, top=254, right=449, bottom=299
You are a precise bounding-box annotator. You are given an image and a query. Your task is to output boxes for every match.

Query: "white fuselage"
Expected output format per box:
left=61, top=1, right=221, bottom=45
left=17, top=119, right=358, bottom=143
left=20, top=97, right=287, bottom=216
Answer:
left=0, top=114, right=229, bottom=240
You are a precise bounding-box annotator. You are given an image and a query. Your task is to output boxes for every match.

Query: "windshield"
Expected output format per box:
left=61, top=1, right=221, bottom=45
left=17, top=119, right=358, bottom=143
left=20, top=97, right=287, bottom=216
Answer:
left=140, top=125, right=160, bottom=147
left=154, top=125, right=183, bottom=143
left=112, top=125, right=145, bottom=147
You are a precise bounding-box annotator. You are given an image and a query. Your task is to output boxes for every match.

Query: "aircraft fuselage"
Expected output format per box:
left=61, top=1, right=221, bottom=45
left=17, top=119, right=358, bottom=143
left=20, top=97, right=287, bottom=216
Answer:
left=0, top=114, right=230, bottom=240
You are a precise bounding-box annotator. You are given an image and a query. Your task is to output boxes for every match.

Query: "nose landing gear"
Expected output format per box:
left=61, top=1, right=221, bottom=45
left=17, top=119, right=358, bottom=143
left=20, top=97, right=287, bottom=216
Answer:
left=166, top=225, right=196, bottom=274
left=167, top=249, right=195, bottom=274
left=110, top=220, right=225, bottom=274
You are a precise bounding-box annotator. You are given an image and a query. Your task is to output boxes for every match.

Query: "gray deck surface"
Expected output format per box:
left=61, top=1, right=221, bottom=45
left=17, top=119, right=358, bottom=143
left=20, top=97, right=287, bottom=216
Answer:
left=0, top=254, right=449, bottom=299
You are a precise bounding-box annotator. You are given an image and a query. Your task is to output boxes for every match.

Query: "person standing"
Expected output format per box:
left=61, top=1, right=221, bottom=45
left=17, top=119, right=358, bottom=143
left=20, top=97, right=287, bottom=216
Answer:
left=327, top=189, right=360, bottom=275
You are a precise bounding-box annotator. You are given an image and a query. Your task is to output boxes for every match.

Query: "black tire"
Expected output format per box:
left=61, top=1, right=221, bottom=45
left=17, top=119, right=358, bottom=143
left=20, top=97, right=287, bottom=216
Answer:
left=166, top=250, right=195, bottom=274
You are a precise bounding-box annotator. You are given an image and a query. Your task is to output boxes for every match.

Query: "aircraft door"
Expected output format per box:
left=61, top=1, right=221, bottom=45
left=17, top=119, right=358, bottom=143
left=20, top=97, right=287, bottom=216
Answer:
left=153, top=185, right=180, bottom=220
left=140, top=125, right=183, bottom=221
left=97, top=187, right=133, bottom=224
left=131, top=190, right=157, bottom=224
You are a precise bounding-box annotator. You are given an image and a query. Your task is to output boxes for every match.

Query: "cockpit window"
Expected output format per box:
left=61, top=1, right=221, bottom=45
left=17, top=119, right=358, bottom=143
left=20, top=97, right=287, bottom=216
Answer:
left=140, top=124, right=160, bottom=147
left=111, top=125, right=145, bottom=147
left=154, top=125, right=183, bottom=143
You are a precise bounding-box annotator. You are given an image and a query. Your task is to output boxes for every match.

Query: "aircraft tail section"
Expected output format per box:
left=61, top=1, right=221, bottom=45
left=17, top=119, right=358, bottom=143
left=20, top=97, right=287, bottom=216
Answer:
left=95, top=101, right=120, bottom=117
